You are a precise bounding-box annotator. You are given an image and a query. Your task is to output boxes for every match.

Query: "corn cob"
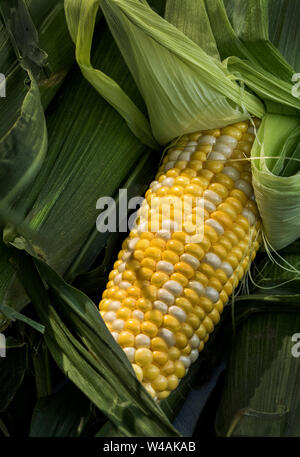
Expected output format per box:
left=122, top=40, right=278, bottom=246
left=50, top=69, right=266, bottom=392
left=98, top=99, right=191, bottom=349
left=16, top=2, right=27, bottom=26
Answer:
left=99, top=119, right=261, bottom=400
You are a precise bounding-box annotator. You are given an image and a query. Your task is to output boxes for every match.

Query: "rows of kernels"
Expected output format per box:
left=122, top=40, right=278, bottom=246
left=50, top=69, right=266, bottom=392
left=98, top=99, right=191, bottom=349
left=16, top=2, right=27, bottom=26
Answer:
left=99, top=119, right=261, bottom=400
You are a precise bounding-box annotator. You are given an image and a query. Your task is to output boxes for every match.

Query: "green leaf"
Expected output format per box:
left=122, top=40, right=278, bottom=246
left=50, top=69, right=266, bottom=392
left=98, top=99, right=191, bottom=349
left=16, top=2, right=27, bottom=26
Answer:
left=205, top=0, right=300, bottom=114
left=30, top=382, right=90, bottom=437
left=0, top=336, right=27, bottom=412
left=64, top=0, right=158, bottom=150
left=73, top=0, right=264, bottom=145
left=14, top=251, right=179, bottom=437
left=164, top=0, right=220, bottom=59
left=251, top=114, right=300, bottom=250
left=1, top=22, right=156, bottom=324
left=215, top=251, right=300, bottom=437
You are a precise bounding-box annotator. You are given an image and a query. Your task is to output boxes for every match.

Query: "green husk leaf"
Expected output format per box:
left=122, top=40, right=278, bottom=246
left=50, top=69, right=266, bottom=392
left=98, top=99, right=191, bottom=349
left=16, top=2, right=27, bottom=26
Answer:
left=0, top=336, right=27, bottom=412
left=69, top=0, right=264, bottom=145
left=205, top=0, right=300, bottom=114
left=30, top=382, right=90, bottom=437
left=0, top=23, right=156, bottom=327
left=268, top=0, right=300, bottom=73
left=64, top=0, right=158, bottom=150
left=251, top=114, right=300, bottom=250
left=164, top=0, right=220, bottom=59
left=0, top=0, right=75, bottom=208
left=215, top=251, right=300, bottom=437
left=14, top=251, right=179, bottom=437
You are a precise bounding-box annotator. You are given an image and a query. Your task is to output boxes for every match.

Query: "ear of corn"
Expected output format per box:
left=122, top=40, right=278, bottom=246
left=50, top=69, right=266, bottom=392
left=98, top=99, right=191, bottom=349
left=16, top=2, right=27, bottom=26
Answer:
left=99, top=118, right=261, bottom=400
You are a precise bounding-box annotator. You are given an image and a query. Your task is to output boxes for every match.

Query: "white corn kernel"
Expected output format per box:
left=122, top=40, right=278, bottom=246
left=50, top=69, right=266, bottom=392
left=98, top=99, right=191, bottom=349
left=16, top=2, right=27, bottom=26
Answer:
left=207, top=151, right=226, bottom=161
left=206, top=219, right=224, bottom=235
left=189, top=334, right=200, bottom=349
left=111, top=319, right=125, bottom=331
left=163, top=280, right=183, bottom=297
left=153, top=300, right=168, bottom=314
left=162, top=177, right=175, bottom=187
left=221, top=261, right=233, bottom=277
left=135, top=334, right=151, bottom=348
left=180, top=253, right=200, bottom=269
left=158, top=328, right=175, bottom=347
left=218, top=135, right=238, bottom=147
left=156, top=261, right=174, bottom=274
left=204, top=190, right=222, bottom=205
left=203, top=252, right=222, bottom=269
left=205, top=287, right=219, bottom=303
left=242, top=208, right=256, bottom=225
left=169, top=306, right=187, bottom=323
left=108, top=300, right=122, bottom=311
left=103, top=312, right=116, bottom=323
left=198, top=135, right=216, bottom=145
left=235, top=179, right=253, bottom=198
left=190, top=349, right=199, bottom=363
left=132, top=310, right=145, bottom=321
left=158, top=288, right=175, bottom=305
left=123, top=347, right=136, bottom=363
left=222, top=166, right=240, bottom=181
left=180, top=356, right=191, bottom=368
left=189, top=280, right=205, bottom=296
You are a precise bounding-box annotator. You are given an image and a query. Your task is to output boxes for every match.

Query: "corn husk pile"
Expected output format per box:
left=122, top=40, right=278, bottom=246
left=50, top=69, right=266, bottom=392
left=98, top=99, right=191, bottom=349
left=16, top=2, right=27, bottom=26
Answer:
left=0, top=0, right=300, bottom=438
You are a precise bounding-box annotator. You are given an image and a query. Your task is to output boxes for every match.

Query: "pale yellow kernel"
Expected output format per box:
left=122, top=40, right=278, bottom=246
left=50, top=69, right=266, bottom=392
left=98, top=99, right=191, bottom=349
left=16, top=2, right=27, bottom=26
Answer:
left=127, top=286, right=140, bottom=299
left=211, top=243, right=228, bottom=260
left=143, top=364, right=160, bottom=381
left=161, top=360, right=175, bottom=376
left=196, top=324, right=207, bottom=340
left=151, top=271, right=169, bottom=288
left=118, top=331, right=135, bottom=347
left=138, top=267, right=153, bottom=281
left=211, top=210, right=233, bottom=230
left=175, top=297, right=193, bottom=314
left=221, top=126, right=243, bottom=140
left=214, top=299, right=224, bottom=313
left=174, top=360, right=186, bottom=378
left=181, top=344, right=192, bottom=356
left=141, top=321, right=158, bottom=338
left=125, top=319, right=141, bottom=335
left=153, top=351, right=169, bottom=366
left=204, top=224, right=219, bottom=243
left=140, top=231, right=155, bottom=241
left=208, top=277, right=223, bottom=292
left=175, top=332, right=188, bottom=349
left=199, top=297, right=213, bottom=313
left=199, top=262, right=215, bottom=278
left=123, top=297, right=137, bottom=309
left=133, top=250, right=144, bottom=262
left=170, top=272, right=189, bottom=287
left=151, top=337, right=168, bottom=352
left=163, top=314, right=180, bottom=332
left=184, top=288, right=200, bottom=305
left=194, top=305, right=206, bottom=321
left=167, top=374, right=179, bottom=391
left=166, top=239, right=185, bottom=255
left=117, top=308, right=132, bottom=321
left=135, top=348, right=153, bottom=367
left=194, top=271, right=209, bottom=287
left=199, top=341, right=205, bottom=352
left=219, top=290, right=229, bottom=304
left=162, top=249, right=179, bottom=265
left=137, top=298, right=152, bottom=312
left=175, top=262, right=194, bottom=279
left=152, top=374, right=168, bottom=392
left=214, top=173, right=235, bottom=190
left=208, top=308, right=221, bottom=325
left=143, top=285, right=157, bottom=301
left=169, top=346, right=181, bottom=361
left=187, top=313, right=200, bottom=330
left=204, top=160, right=224, bottom=174
left=202, top=316, right=214, bottom=334
left=230, top=188, right=248, bottom=205
left=133, top=364, right=143, bottom=382
left=141, top=257, right=156, bottom=270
